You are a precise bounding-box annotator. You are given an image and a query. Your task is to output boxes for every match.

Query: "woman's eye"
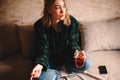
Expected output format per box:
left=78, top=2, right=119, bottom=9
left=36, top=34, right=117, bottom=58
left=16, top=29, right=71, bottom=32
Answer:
left=54, top=4, right=66, bottom=10
left=55, top=6, right=60, bottom=10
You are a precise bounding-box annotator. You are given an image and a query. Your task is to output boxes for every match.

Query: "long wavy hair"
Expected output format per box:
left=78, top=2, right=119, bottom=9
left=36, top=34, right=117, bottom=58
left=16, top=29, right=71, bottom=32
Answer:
left=42, top=0, right=71, bottom=27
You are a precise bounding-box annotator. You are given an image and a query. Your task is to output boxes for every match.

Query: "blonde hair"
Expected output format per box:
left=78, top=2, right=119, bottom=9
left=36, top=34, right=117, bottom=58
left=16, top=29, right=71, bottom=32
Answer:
left=42, top=0, right=71, bottom=27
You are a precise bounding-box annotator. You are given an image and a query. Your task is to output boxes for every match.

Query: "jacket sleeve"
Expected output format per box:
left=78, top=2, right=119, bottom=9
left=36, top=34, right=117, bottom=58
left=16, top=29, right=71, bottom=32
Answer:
left=68, top=16, right=81, bottom=53
left=34, top=20, right=49, bottom=71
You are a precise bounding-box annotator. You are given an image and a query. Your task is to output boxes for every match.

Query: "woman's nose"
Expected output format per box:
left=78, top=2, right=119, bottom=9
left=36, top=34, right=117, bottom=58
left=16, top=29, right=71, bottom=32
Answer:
left=60, top=7, right=65, bottom=13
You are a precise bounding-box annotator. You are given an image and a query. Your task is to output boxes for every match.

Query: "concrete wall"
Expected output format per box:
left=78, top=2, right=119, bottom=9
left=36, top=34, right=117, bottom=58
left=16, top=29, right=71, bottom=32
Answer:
left=0, top=0, right=120, bottom=25
left=0, top=0, right=44, bottom=25
left=66, top=0, right=120, bottom=22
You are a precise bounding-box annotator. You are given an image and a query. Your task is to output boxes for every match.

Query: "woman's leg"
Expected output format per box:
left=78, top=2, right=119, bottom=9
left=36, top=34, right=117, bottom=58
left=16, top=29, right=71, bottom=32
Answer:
left=33, top=69, right=60, bottom=80
left=66, top=56, right=92, bottom=73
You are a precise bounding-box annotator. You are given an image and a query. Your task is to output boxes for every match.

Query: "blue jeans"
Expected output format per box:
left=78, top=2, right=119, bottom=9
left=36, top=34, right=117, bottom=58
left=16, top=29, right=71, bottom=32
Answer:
left=33, top=57, right=92, bottom=80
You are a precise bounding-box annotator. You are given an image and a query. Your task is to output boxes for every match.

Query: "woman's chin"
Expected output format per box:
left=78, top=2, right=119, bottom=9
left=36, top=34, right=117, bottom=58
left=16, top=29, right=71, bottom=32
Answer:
left=59, top=17, right=65, bottom=21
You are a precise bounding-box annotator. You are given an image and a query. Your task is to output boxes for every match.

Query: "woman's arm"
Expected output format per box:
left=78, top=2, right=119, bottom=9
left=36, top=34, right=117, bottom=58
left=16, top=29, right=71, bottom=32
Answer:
left=34, top=19, right=49, bottom=71
left=68, top=16, right=81, bottom=52
left=30, top=19, right=49, bottom=79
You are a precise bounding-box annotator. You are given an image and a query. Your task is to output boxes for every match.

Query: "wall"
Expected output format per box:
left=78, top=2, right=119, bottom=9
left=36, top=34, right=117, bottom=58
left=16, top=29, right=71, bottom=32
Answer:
left=67, top=0, right=120, bottom=22
left=0, top=0, right=120, bottom=25
left=0, top=0, right=44, bottom=25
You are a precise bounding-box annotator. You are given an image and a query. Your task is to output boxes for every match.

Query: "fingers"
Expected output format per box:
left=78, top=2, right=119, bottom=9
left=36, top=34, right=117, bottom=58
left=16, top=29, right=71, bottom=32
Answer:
left=74, top=50, right=79, bottom=58
left=81, top=51, right=87, bottom=58
left=30, top=64, right=43, bottom=79
left=74, top=50, right=86, bottom=58
left=31, top=69, right=41, bottom=78
left=38, top=69, right=41, bottom=77
left=74, top=53, right=79, bottom=58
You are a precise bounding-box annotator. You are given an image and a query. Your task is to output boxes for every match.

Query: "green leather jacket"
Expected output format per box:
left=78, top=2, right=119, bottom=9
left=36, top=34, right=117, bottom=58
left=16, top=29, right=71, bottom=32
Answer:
left=34, top=15, right=82, bottom=71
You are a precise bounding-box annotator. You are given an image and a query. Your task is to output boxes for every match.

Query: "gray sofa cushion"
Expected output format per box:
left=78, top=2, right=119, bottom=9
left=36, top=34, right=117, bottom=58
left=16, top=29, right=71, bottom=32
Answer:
left=88, top=50, right=120, bottom=80
left=0, top=54, right=32, bottom=80
left=17, top=24, right=35, bottom=58
left=0, top=24, right=21, bottom=58
left=81, top=17, right=120, bottom=51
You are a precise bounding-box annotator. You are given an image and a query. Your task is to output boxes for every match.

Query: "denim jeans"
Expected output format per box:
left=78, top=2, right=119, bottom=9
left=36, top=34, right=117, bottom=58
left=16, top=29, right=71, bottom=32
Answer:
left=33, top=56, right=92, bottom=80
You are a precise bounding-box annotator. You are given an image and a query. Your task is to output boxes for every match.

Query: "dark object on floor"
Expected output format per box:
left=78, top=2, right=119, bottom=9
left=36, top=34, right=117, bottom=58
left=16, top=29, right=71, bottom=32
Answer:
left=98, top=65, right=108, bottom=74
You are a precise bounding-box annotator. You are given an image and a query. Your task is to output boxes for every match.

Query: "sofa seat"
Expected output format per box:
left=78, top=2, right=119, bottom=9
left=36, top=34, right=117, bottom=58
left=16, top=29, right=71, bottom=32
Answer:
left=59, top=50, right=120, bottom=80
left=0, top=49, right=120, bottom=80
left=1, top=51, right=120, bottom=80
left=0, top=54, right=32, bottom=80
left=87, top=50, right=120, bottom=80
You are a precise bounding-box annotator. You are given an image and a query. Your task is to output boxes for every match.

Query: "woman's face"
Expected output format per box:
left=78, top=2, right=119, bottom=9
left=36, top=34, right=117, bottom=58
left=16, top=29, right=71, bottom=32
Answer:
left=49, top=0, right=66, bottom=23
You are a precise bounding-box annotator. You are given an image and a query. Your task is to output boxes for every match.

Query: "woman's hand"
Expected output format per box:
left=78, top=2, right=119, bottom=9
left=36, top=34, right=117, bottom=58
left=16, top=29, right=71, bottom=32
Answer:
left=74, top=50, right=87, bottom=68
left=74, top=50, right=86, bottom=59
left=30, top=64, right=43, bottom=80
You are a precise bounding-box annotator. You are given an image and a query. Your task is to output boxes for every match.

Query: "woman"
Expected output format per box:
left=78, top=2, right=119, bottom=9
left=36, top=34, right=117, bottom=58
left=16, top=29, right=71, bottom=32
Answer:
left=30, top=0, right=92, bottom=80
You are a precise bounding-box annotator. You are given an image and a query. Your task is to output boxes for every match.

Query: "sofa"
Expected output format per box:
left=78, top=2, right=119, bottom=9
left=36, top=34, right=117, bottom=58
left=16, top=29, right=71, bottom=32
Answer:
left=0, top=17, right=120, bottom=80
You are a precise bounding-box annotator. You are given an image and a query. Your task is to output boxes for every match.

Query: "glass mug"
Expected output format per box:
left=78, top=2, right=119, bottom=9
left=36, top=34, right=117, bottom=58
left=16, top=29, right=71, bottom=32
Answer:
left=74, top=50, right=86, bottom=68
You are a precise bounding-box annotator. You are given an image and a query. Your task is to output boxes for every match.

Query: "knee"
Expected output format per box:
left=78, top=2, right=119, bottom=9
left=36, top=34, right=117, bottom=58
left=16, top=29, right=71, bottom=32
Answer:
left=39, top=69, right=60, bottom=80
left=66, top=57, right=92, bottom=73
left=84, top=56, right=92, bottom=70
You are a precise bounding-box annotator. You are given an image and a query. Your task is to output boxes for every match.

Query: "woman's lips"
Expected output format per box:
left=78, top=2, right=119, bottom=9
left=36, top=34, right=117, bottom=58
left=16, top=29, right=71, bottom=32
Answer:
left=59, top=15, right=64, bottom=17
left=58, top=15, right=65, bottom=20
